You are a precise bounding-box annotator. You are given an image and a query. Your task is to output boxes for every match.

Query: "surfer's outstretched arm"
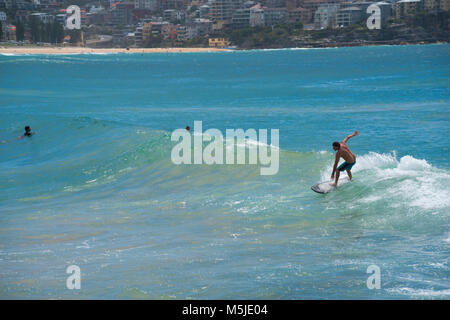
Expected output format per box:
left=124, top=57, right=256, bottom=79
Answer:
left=342, top=130, right=359, bottom=144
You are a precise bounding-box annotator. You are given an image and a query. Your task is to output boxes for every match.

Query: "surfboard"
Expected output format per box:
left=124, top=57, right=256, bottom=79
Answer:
left=311, top=177, right=349, bottom=194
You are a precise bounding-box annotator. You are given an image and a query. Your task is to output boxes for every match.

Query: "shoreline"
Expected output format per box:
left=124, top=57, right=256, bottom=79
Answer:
left=287, top=39, right=449, bottom=49
left=0, top=40, right=447, bottom=55
left=236, top=39, right=449, bottom=50
left=0, top=46, right=230, bottom=54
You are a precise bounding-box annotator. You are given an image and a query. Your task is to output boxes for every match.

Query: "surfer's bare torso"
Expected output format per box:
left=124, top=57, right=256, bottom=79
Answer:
left=337, top=142, right=355, bottom=163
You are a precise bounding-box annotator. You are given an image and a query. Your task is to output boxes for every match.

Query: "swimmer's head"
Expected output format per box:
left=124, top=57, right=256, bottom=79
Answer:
left=25, top=126, right=31, bottom=133
left=186, top=126, right=190, bottom=131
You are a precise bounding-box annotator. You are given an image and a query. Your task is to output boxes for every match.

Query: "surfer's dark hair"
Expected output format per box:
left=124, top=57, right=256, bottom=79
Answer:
left=332, top=142, right=340, bottom=148
left=25, top=126, right=30, bottom=131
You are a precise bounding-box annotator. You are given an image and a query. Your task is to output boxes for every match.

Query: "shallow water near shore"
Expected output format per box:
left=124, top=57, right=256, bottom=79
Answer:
left=0, top=44, right=449, bottom=299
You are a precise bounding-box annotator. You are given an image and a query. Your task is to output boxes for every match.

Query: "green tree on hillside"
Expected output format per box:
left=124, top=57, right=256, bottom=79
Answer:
left=27, top=17, right=65, bottom=44
left=16, top=20, right=25, bottom=41
left=52, top=21, right=64, bottom=43
left=28, top=15, right=41, bottom=42
left=66, top=29, right=81, bottom=44
left=144, top=34, right=163, bottom=48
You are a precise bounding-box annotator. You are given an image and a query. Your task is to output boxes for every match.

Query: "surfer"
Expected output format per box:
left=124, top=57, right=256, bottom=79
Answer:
left=329, top=130, right=358, bottom=187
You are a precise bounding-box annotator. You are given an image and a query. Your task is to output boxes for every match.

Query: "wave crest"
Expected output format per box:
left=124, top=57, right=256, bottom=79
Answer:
left=320, top=152, right=450, bottom=211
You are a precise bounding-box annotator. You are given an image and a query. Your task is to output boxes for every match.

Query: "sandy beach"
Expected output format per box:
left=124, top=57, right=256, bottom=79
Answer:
left=0, top=46, right=229, bottom=54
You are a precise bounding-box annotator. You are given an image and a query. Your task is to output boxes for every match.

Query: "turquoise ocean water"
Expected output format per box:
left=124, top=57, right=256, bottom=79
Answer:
left=0, top=44, right=449, bottom=299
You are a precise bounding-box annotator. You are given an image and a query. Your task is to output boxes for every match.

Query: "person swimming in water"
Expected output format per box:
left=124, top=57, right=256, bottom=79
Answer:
left=18, top=126, right=34, bottom=139
left=24, top=126, right=33, bottom=137
left=330, top=130, right=359, bottom=187
left=1, top=126, right=35, bottom=144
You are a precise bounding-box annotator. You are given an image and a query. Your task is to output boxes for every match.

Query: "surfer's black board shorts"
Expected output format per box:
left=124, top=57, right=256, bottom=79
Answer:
left=338, top=161, right=356, bottom=171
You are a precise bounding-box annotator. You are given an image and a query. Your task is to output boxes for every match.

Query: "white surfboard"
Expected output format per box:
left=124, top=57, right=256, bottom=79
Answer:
left=311, top=177, right=349, bottom=194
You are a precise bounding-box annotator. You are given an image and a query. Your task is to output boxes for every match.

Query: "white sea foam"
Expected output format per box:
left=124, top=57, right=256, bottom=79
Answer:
left=387, top=287, right=450, bottom=298
left=88, top=52, right=118, bottom=55
left=353, top=151, right=398, bottom=173
left=321, top=152, right=450, bottom=210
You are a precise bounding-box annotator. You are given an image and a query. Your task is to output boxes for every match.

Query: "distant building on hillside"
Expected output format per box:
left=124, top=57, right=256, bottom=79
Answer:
left=314, top=4, right=339, bottom=29
left=111, top=2, right=134, bottom=25
left=232, top=7, right=251, bottom=28
left=441, top=0, right=450, bottom=10
left=56, top=13, right=67, bottom=26
left=336, top=6, right=362, bottom=27
left=249, top=4, right=265, bottom=27
left=374, top=1, right=392, bottom=23
left=302, top=0, right=340, bottom=15
left=159, top=0, right=185, bottom=11
left=423, top=0, right=450, bottom=11
left=210, top=0, right=241, bottom=23
left=395, top=0, right=424, bottom=19
left=263, top=7, right=288, bottom=26
left=134, top=0, right=158, bottom=10
left=3, top=24, right=16, bottom=40
left=0, top=0, right=13, bottom=9
left=265, top=0, right=286, bottom=8
left=164, top=9, right=185, bottom=22
left=177, top=25, right=187, bottom=41
left=209, top=37, right=230, bottom=47
left=15, top=9, right=33, bottom=25
left=134, top=25, right=143, bottom=45
left=30, top=12, right=55, bottom=24
left=191, top=18, right=213, bottom=36
left=288, top=7, right=312, bottom=24
left=199, top=5, right=211, bottom=18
